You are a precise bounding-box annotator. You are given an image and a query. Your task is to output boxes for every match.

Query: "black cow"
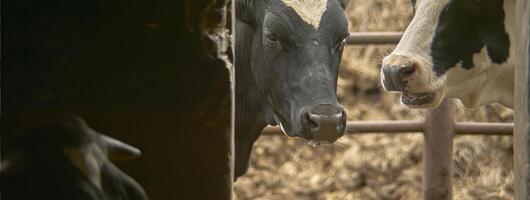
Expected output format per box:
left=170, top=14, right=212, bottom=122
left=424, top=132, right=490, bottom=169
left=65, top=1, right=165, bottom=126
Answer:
left=1, top=115, right=148, bottom=200
left=235, top=0, right=350, bottom=178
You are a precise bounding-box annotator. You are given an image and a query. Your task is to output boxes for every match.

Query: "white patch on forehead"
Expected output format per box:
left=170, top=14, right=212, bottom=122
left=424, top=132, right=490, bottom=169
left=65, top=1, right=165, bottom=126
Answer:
left=281, top=0, right=328, bottom=29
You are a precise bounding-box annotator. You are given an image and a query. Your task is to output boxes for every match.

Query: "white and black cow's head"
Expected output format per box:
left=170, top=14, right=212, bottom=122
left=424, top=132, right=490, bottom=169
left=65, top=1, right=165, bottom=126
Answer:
left=1, top=115, right=148, bottom=200
left=237, top=0, right=350, bottom=142
left=380, top=0, right=514, bottom=108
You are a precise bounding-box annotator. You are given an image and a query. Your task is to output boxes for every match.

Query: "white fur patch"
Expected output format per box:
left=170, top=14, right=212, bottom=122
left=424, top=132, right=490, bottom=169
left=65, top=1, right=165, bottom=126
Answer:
left=281, top=0, right=328, bottom=29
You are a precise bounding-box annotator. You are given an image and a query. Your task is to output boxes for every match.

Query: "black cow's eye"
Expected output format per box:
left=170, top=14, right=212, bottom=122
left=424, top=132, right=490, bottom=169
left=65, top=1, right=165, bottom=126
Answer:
left=264, top=32, right=282, bottom=49
left=267, top=35, right=279, bottom=43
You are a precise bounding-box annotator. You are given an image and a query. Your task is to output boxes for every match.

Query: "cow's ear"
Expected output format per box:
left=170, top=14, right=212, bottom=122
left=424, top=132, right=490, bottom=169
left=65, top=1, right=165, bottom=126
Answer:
left=236, top=0, right=257, bottom=27
left=337, top=0, right=350, bottom=9
left=100, top=135, right=142, bottom=161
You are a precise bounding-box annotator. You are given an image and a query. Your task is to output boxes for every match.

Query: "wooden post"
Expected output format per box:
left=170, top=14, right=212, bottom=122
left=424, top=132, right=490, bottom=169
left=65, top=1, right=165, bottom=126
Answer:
left=514, top=0, right=530, bottom=199
left=422, top=99, right=454, bottom=200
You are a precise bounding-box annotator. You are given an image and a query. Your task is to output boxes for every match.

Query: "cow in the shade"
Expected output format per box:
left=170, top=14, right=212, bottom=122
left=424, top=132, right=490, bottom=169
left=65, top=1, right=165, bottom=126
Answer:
left=380, top=0, right=514, bottom=108
left=235, top=0, right=350, bottom=178
left=1, top=115, right=148, bottom=200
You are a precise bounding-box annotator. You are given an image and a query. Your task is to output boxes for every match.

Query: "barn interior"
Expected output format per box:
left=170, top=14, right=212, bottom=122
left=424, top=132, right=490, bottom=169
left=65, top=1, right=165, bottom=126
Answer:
left=2, top=0, right=529, bottom=200
left=2, top=0, right=233, bottom=199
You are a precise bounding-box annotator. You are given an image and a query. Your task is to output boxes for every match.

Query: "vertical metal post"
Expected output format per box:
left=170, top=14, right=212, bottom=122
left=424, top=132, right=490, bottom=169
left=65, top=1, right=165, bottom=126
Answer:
left=422, top=99, right=454, bottom=200
left=514, top=0, right=530, bottom=199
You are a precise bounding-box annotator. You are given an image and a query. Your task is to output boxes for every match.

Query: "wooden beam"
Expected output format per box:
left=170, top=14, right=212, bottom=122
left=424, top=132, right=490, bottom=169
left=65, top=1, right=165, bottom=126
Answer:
left=514, top=0, right=530, bottom=199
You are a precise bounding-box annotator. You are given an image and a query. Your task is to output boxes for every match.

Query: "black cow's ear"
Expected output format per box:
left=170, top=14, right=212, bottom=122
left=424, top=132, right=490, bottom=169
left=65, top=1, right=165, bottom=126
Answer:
left=236, top=0, right=257, bottom=27
left=337, top=0, right=350, bottom=9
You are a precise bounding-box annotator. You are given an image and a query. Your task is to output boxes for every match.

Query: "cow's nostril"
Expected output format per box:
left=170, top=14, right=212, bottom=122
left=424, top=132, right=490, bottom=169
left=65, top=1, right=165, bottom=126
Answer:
left=382, top=62, right=416, bottom=92
left=304, top=104, right=346, bottom=142
left=305, top=112, right=320, bottom=130
left=399, top=64, right=416, bottom=79
left=301, top=110, right=320, bottom=138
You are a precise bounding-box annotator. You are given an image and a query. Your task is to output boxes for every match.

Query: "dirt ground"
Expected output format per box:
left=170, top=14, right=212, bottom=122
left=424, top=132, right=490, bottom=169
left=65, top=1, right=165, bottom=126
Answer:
left=234, top=0, right=515, bottom=199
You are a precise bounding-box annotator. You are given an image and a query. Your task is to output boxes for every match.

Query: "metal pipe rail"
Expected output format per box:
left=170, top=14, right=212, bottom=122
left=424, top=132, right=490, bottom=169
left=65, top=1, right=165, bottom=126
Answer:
left=279, top=31, right=518, bottom=200
left=261, top=121, right=513, bottom=136
left=347, top=31, right=403, bottom=45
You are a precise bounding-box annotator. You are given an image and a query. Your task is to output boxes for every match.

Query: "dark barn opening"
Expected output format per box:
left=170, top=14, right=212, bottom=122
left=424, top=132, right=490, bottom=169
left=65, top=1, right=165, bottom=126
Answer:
left=2, top=0, right=234, bottom=199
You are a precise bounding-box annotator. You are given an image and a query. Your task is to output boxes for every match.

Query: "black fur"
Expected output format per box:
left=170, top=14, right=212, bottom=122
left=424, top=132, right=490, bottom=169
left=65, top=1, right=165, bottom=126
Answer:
left=236, top=0, right=257, bottom=27
left=338, top=0, right=350, bottom=9
left=430, top=0, right=510, bottom=76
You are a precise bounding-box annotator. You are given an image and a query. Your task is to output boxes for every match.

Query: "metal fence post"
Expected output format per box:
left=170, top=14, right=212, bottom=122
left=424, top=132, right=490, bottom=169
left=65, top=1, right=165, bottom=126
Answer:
left=422, top=99, right=454, bottom=200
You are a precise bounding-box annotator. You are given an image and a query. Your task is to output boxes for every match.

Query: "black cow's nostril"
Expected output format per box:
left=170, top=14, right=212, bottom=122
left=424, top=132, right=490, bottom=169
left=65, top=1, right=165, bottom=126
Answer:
left=302, top=104, right=346, bottom=142
left=382, top=63, right=415, bottom=92
left=301, top=110, right=319, bottom=139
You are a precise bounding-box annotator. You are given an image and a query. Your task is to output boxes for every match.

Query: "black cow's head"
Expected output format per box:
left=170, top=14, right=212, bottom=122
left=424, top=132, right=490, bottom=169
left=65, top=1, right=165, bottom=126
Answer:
left=380, top=0, right=513, bottom=108
left=1, top=115, right=148, bottom=200
left=237, top=0, right=350, bottom=142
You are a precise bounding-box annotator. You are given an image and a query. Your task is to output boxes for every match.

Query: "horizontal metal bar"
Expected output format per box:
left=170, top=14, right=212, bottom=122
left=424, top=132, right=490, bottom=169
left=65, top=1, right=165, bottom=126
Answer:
left=347, top=32, right=403, bottom=45
left=454, top=122, right=513, bottom=135
left=261, top=121, right=513, bottom=136
left=346, top=120, right=424, bottom=133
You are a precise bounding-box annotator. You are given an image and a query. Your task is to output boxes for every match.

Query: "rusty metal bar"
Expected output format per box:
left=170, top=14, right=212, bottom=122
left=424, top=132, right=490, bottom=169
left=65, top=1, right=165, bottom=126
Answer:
left=346, top=120, right=424, bottom=133
left=347, top=31, right=403, bottom=45
left=422, top=100, right=454, bottom=200
left=455, top=122, right=513, bottom=135
left=261, top=121, right=513, bottom=136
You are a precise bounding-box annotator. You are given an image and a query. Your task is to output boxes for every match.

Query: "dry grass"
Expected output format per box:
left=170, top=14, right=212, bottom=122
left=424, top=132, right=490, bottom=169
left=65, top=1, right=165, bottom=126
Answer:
left=234, top=0, right=514, bottom=199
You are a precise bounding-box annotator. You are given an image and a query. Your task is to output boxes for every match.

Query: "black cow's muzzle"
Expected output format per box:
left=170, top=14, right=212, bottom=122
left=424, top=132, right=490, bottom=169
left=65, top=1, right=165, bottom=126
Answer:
left=301, top=103, right=347, bottom=143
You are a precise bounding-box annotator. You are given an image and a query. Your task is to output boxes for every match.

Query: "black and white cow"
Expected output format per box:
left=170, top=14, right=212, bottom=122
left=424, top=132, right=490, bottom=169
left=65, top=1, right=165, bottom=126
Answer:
left=1, top=115, right=148, bottom=200
left=380, top=0, right=514, bottom=108
left=235, top=0, right=350, bottom=177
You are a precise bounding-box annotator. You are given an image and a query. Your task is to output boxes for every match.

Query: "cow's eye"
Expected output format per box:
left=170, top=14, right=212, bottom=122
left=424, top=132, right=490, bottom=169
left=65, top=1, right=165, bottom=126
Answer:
left=264, top=32, right=282, bottom=49
left=267, top=35, right=279, bottom=43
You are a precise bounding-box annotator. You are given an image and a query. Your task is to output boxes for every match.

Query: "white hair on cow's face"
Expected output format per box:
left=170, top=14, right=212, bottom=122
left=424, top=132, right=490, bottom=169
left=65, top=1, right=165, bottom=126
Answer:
left=281, top=0, right=328, bottom=29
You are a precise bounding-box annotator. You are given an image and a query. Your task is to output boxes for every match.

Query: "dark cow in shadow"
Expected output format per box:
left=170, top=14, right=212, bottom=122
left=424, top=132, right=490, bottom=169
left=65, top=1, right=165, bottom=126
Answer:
left=235, top=0, right=351, bottom=178
left=1, top=115, right=148, bottom=200
left=380, top=0, right=514, bottom=108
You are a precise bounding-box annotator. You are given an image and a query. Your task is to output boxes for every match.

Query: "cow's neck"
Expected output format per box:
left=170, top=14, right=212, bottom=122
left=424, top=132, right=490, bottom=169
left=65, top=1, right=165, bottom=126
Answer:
left=448, top=0, right=516, bottom=108
left=235, top=22, right=275, bottom=138
left=235, top=83, right=271, bottom=135
left=476, top=0, right=516, bottom=108
left=451, top=63, right=514, bottom=108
